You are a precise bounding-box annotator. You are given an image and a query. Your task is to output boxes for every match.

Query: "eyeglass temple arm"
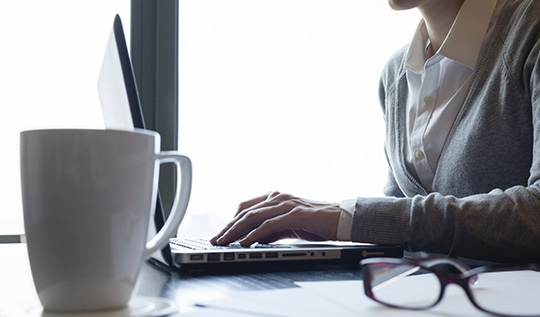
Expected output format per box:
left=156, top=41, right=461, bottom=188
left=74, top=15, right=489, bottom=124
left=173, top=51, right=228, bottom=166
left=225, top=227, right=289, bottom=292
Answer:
left=415, top=257, right=480, bottom=285
left=364, top=257, right=478, bottom=290
left=414, top=257, right=472, bottom=273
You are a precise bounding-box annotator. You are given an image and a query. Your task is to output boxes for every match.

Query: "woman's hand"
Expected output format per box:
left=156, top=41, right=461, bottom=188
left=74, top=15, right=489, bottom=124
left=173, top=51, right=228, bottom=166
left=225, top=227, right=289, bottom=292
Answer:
left=210, top=191, right=341, bottom=246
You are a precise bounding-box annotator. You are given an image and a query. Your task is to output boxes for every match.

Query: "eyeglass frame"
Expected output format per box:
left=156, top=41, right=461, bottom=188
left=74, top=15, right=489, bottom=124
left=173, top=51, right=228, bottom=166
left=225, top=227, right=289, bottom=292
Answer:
left=360, top=256, right=540, bottom=317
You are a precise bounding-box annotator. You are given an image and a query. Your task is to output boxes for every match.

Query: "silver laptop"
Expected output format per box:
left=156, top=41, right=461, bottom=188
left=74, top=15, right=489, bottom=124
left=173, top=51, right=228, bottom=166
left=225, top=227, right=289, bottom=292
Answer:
left=97, top=15, right=403, bottom=269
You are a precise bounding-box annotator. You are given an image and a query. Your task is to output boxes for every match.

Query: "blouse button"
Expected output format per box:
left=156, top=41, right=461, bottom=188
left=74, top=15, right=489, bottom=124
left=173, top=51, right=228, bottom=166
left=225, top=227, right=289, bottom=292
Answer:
left=415, top=150, right=424, bottom=159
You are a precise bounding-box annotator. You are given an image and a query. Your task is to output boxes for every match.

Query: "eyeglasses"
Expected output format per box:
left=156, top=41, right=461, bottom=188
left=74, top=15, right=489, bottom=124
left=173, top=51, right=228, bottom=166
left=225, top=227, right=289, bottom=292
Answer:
left=360, top=257, right=540, bottom=317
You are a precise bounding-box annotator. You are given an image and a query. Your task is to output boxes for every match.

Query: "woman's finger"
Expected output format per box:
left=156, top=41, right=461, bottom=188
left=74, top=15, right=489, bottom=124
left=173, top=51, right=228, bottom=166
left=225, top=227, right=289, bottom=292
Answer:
left=211, top=192, right=291, bottom=244
left=215, top=201, right=295, bottom=245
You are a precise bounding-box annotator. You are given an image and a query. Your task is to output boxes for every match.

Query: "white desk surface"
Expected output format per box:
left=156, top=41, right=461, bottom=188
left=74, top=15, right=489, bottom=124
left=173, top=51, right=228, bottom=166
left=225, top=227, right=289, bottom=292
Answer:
left=0, top=244, right=41, bottom=312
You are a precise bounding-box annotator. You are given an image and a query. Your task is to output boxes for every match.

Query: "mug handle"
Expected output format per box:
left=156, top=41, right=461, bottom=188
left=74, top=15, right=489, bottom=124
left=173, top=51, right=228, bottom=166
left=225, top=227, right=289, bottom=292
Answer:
left=144, top=152, right=192, bottom=257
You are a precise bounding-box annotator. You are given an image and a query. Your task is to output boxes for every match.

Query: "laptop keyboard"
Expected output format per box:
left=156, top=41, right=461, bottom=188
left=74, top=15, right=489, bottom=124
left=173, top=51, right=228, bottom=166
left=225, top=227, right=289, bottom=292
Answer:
left=170, top=238, right=284, bottom=250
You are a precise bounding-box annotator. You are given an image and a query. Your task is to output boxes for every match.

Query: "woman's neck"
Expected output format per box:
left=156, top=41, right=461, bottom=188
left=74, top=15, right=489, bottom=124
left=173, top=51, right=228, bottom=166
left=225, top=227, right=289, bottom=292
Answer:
left=418, top=0, right=465, bottom=53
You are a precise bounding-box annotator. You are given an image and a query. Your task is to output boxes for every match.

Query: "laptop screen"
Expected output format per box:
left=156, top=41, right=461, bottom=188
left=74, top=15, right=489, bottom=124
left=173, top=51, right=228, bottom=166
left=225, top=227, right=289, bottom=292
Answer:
left=97, top=14, right=173, bottom=265
left=98, top=15, right=144, bottom=131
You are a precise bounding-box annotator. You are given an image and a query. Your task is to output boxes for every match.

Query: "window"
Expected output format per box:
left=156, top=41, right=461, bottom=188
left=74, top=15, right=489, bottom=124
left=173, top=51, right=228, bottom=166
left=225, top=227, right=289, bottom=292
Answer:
left=176, top=1, right=420, bottom=237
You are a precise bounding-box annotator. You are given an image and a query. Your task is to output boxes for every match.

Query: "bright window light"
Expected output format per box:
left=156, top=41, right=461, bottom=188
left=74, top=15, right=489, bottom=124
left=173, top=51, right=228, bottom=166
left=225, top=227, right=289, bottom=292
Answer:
left=177, top=0, right=420, bottom=237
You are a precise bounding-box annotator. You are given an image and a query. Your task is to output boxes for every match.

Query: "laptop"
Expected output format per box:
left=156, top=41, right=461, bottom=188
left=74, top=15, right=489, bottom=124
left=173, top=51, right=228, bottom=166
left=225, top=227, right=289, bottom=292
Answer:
left=97, top=14, right=403, bottom=269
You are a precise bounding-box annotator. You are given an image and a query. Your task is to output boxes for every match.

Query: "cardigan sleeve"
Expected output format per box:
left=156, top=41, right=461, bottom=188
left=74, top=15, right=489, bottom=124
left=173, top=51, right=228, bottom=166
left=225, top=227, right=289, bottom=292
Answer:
left=351, top=185, right=540, bottom=263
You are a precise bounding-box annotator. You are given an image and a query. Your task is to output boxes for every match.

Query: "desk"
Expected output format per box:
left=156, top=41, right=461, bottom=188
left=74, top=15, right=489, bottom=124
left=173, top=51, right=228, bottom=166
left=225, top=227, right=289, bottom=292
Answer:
left=1, top=244, right=532, bottom=317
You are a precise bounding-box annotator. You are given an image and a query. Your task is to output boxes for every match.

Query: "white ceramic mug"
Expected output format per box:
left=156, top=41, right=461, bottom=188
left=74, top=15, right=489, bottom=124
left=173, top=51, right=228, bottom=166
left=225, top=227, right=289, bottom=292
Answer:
left=20, top=129, right=192, bottom=312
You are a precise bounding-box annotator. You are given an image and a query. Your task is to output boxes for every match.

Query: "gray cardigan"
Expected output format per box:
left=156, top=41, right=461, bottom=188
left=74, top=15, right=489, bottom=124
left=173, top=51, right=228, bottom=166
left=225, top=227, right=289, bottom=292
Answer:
left=351, top=0, right=540, bottom=263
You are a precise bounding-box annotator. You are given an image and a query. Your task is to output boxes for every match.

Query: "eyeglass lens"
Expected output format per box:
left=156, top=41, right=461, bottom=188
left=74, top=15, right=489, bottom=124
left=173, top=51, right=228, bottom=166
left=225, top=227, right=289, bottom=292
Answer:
left=368, top=263, right=441, bottom=309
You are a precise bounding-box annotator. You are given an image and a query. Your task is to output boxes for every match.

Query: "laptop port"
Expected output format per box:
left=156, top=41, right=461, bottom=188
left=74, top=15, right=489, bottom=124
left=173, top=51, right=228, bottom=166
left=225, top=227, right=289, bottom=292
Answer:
left=190, top=254, right=204, bottom=261
left=249, top=252, right=262, bottom=259
left=282, top=252, right=307, bottom=257
left=237, top=253, right=247, bottom=259
left=223, top=253, right=234, bottom=261
left=265, top=252, right=278, bottom=259
left=207, top=253, right=220, bottom=262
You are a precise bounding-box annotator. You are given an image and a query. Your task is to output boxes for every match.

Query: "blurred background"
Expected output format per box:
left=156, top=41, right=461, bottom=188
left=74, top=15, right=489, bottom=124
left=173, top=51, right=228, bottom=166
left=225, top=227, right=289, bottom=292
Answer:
left=0, top=0, right=419, bottom=238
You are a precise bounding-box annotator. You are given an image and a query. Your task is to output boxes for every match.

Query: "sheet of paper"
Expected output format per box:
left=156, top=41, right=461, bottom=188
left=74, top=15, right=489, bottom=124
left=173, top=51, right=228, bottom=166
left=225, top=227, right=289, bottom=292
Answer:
left=195, top=275, right=486, bottom=317
left=195, top=273, right=489, bottom=317
left=195, top=287, right=357, bottom=317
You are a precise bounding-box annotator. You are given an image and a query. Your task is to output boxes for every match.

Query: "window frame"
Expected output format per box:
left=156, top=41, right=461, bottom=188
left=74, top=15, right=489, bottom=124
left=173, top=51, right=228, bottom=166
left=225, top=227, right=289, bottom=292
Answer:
left=131, top=0, right=179, bottom=215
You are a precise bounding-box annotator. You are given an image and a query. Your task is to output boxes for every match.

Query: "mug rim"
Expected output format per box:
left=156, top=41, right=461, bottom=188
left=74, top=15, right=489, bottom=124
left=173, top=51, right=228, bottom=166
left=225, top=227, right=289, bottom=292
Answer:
left=20, top=128, right=159, bottom=139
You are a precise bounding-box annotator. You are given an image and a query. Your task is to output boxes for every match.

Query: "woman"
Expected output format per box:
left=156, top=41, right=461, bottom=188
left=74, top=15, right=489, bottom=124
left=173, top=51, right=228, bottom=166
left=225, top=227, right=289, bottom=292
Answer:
left=211, top=0, right=540, bottom=263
